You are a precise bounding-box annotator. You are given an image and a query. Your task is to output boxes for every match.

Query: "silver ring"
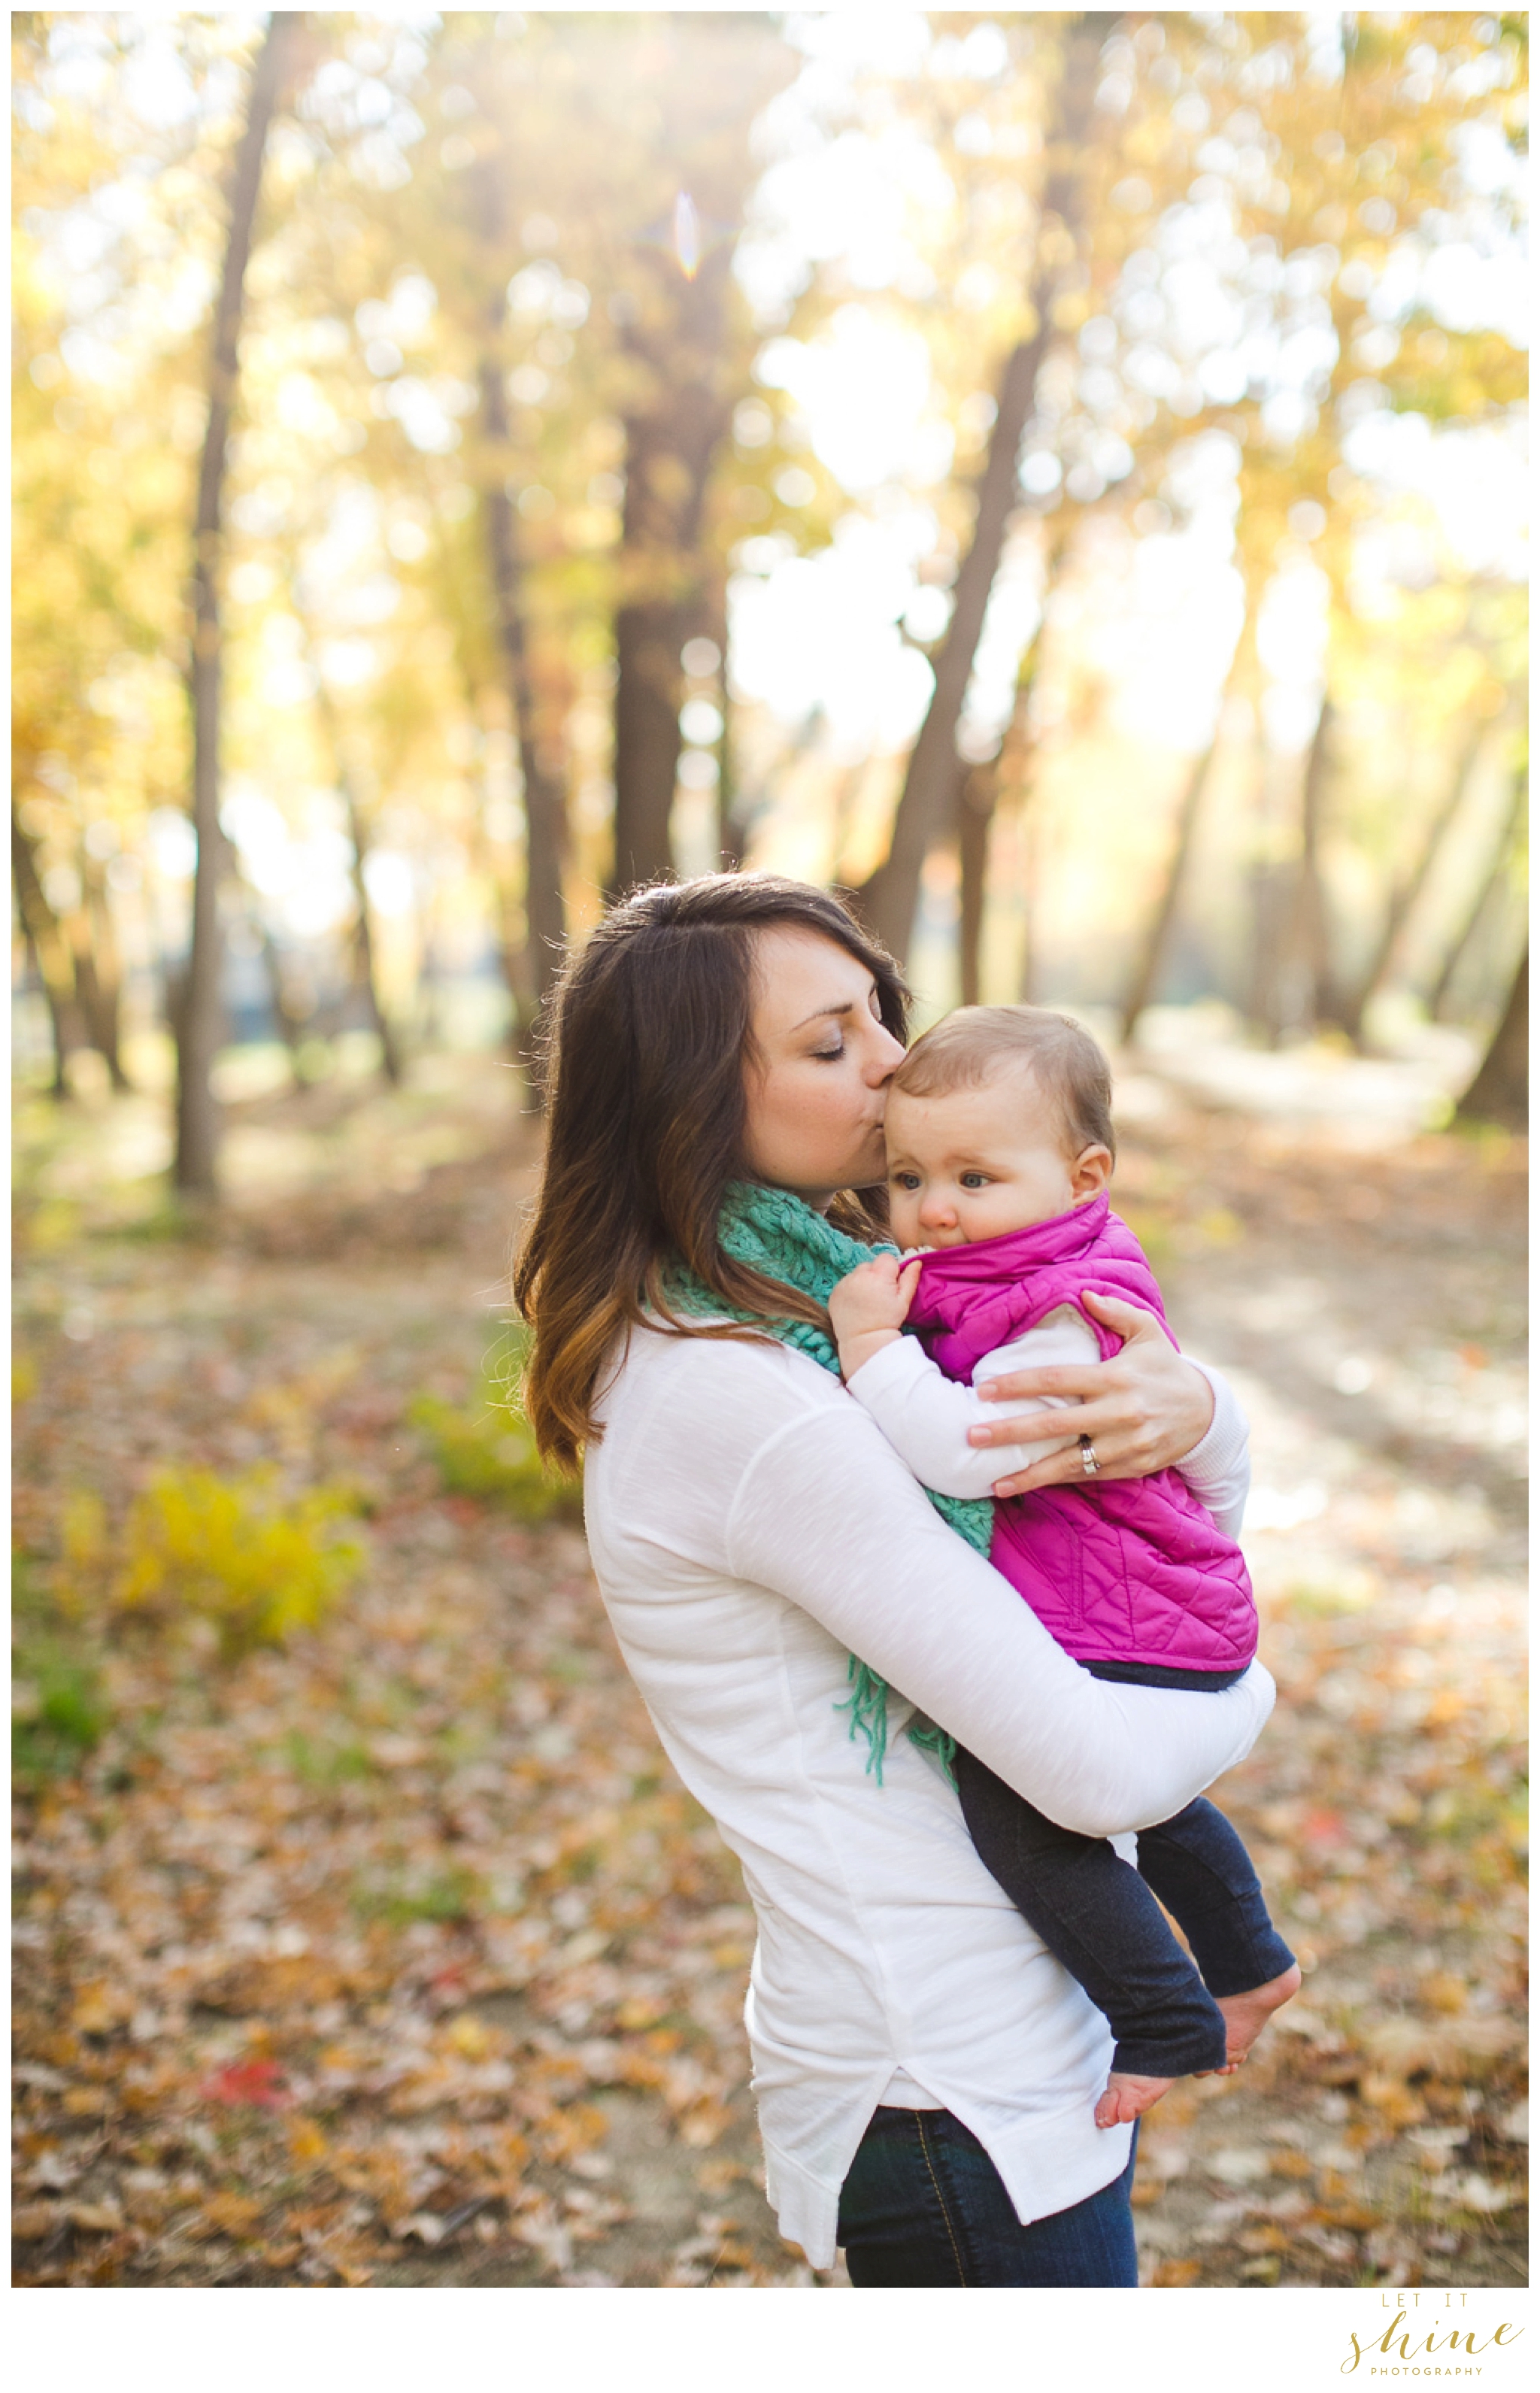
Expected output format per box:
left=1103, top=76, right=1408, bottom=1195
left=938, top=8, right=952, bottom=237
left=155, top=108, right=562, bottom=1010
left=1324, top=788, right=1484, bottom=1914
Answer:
left=1080, top=1436, right=1099, bottom=1476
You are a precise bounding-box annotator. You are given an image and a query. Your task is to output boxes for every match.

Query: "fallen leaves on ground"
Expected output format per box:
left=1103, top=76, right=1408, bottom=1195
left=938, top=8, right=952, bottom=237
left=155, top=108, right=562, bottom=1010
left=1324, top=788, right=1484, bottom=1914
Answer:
left=11, top=1075, right=1528, bottom=2286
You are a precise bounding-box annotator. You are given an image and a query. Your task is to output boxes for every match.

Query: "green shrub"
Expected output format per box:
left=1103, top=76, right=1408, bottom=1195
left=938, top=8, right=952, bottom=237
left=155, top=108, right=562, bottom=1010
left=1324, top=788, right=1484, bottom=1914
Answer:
left=409, top=1347, right=580, bottom=1520
left=282, top=1729, right=376, bottom=1785
left=13, top=1546, right=109, bottom=1785
left=115, top=1466, right=364, bottom=1661
left=13, top=1647, right=108, bottom=1784
left=353, top=1865, right=480, bottom=1927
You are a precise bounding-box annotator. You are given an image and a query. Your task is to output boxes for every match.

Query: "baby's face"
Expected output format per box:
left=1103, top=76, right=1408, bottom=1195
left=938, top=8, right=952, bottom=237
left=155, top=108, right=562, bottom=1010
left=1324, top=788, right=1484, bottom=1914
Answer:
left=884, top=1073, right=1105, bottom=1249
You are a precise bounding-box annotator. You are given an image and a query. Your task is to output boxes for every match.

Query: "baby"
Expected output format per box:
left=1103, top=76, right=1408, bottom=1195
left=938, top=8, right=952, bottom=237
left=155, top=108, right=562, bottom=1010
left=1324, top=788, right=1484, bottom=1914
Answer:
left=827, top=1005, right=1299, bottom=2126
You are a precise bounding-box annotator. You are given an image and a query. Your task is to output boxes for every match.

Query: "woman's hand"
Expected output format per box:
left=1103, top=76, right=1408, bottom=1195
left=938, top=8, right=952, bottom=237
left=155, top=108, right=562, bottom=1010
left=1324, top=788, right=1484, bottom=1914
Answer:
left=969, top=1291, right=1215, bottom=1497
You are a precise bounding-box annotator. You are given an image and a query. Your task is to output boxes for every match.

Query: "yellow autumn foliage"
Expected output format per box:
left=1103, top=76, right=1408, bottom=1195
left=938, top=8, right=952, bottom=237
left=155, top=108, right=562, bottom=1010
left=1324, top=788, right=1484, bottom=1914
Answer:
left=408, top=1349, right=581, bottom=1521
left=115, top=1466, right=363, bottom=1660
left=53, top=1488, right=110, bottom=1618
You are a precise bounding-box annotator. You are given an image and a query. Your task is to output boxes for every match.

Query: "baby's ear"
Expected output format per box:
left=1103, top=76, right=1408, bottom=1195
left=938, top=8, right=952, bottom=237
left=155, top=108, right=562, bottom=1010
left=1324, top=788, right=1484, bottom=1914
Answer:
left=1072, top=1143, right=1113, bottom=1200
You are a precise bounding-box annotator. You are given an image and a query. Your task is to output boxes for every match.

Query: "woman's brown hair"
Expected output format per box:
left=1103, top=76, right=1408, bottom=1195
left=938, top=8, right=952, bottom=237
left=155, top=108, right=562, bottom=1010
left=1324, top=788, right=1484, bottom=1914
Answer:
left=513, top=873, right=908, bottom=1471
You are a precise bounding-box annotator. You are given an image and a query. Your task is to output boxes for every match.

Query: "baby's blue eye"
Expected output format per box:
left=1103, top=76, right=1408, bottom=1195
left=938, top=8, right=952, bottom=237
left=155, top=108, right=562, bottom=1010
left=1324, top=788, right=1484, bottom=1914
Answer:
left=960, top=1173, right=990, bottom=1190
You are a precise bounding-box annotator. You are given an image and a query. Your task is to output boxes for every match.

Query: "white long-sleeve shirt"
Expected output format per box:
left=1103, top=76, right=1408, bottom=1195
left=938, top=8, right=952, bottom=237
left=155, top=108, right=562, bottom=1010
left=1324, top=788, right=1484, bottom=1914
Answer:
left=845, top=1303, right=1250, bottom=1536
left=582, top=1324, right=1272, bottom=2268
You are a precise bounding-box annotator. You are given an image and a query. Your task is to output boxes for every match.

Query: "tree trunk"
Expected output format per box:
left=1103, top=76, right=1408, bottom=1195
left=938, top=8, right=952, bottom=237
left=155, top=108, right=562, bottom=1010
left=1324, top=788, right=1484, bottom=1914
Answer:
left=956, top=760, right=995, bottom=1008
left=856, top=16, right=1105, bottom=965
left=311, top=673, right=402, bottom=1084
left=76, top=853, right=131, bottom=1090
left=1283, top=693, right=1338, bottom=1035
left=1457, top=944, right=1527, bottom=1129
left=1017, top=825, right=1038, bottom=1002
left=1338, top=723, right=1487, bottom=1044
left=702, top=584, right=740, bottom=873
left=175, top=15, right=291, bottom=1196
left=957, top=595, right=1053, bottom=1010
left=423, top=468, right=537, bottom=1064
left=1014, top=726, right=1045, bottom=1005
left=1428, top=763, right=1527, bottom=1021
left=417, top=920, right=444, bottom=1051
left=69, top=897, right=129, bottom=1091
left=20, top=927, right=69, bottom=1097
left=255, top=914, right=314, bottom=1084
left=609, top=355, right=734, bottom=896
left=1247, top=862, right=1291, bottom=1046
left=477, top=354, right=568, bottom=1012
left=716, top=711, right=744, bottom=872
left=474, top=778, right=537, bottom=1065
left=342, top=790, right=402, bottom=1085
left=1120, top=736, right=1221, bottom=1046
left=613, top=594, right=682, bottom=893
left=11, top=802, right=80, bottom=1095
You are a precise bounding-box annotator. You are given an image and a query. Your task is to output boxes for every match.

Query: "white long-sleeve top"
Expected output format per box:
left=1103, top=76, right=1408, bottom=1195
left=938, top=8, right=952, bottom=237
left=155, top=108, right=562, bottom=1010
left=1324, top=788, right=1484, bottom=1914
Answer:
left=582, top=1324, right=1272, bottom=2268
left=844, top=1303, right=1250, bottom=1535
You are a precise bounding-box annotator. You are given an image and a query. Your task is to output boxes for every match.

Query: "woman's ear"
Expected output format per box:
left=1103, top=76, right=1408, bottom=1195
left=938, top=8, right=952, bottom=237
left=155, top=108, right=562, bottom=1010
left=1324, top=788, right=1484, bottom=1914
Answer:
left=1070, top=1144, right=1113, bottom=1203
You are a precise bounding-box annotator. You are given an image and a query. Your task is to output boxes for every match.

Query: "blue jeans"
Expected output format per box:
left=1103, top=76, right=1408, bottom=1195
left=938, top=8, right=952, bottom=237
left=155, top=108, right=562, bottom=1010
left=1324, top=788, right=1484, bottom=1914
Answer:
left=837, top=2107, right=1140, bottom=2286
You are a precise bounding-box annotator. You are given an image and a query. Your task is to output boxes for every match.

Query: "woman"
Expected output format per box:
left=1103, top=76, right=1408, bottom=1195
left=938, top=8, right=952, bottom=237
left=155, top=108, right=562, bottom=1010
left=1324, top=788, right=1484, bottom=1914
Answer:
left=515, top=875, right=1272, bottom=2288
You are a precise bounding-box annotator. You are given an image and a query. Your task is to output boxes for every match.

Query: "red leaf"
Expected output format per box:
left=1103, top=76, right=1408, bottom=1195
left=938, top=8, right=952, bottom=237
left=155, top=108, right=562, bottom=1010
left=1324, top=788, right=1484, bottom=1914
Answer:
left=202, top=2057, right=290, bottom=2110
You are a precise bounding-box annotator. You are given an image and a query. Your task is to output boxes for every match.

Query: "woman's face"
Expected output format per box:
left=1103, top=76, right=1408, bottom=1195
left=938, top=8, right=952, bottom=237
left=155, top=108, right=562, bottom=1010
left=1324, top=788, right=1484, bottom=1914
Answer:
left=740, top=925, right=906, bottom=1206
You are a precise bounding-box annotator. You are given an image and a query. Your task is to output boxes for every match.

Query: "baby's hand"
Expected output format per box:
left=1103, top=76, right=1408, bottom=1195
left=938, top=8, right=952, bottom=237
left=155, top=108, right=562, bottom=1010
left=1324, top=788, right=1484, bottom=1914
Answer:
left=829, top=1254, right=922, bottom=1378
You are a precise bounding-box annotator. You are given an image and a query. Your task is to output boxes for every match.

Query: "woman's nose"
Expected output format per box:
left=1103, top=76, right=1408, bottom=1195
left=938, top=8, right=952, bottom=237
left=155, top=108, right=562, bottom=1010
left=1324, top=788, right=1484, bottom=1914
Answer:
left=869, top=1026, right=907, bottom=1083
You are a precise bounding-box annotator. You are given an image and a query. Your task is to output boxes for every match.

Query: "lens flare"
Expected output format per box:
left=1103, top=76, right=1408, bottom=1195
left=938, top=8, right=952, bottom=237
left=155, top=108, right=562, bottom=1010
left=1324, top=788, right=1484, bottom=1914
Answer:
left=672, top=190, right=701, bottom=281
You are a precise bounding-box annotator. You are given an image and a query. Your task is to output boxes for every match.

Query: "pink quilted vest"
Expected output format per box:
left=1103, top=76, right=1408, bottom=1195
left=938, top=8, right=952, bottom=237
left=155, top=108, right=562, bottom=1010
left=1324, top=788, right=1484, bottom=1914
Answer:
left=906, top=1192, right=1257, bottom=1676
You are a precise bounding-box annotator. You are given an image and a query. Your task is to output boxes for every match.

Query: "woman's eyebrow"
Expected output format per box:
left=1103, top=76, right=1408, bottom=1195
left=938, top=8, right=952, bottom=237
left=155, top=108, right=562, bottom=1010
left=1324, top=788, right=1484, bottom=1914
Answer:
left=790, top=999, right=855, bottom=1032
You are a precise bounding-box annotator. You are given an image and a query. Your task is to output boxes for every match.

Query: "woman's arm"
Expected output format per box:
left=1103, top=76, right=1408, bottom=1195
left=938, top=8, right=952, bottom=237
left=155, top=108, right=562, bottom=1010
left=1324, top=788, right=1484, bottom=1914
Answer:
left=724, top=1390, right=1274, bottom=1838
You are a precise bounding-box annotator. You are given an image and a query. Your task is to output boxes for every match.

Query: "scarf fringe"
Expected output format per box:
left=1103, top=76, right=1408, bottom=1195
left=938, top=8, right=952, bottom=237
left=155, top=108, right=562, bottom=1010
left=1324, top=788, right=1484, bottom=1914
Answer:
left=837, top=1659, right=959, bottom=1791
left=905, top=1717, right=959, bottom=1788
left=836, top=1656, right=891, bottom=1783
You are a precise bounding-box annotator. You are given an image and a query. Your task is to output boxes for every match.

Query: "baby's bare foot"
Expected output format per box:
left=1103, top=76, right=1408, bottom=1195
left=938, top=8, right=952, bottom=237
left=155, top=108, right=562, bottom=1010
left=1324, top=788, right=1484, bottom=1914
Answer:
left=1095, top=2071, right=1174, bottom=2129
left=1212, top=1962, right=1302, bottom=2068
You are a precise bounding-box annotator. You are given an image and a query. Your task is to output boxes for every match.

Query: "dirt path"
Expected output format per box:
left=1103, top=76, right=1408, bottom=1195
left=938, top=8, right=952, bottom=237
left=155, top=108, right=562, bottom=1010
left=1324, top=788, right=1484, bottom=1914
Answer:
left=12, top=1079, right=1526, bottom=2287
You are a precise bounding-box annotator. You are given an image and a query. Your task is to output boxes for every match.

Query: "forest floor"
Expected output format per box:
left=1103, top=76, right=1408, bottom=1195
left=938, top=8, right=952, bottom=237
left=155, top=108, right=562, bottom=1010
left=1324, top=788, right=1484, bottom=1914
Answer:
left=11, top=1042, right=1528, bottom=2288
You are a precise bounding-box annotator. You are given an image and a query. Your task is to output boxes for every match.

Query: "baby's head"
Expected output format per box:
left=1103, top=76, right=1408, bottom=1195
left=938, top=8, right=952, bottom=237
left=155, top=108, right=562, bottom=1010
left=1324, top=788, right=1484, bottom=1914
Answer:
left=885, top=1006, right=1115, bottom=1250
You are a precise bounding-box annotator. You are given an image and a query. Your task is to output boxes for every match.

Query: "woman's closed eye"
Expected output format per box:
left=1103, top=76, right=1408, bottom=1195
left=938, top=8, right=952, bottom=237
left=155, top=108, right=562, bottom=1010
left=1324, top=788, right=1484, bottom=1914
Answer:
left=811, top=1042, right=844, bottom=1063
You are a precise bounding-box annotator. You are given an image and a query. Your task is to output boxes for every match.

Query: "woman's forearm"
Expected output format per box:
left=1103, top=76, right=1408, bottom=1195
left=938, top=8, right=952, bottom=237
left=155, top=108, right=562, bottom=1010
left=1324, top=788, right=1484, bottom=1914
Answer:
left=983, top=1665, right=1275, bottom=1836
left=728, top=1403, right=1273, bottom=1835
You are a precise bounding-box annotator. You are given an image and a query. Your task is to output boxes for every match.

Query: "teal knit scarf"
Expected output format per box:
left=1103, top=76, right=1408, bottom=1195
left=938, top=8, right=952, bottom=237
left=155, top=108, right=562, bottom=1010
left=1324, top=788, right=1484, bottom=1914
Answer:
left=667, top=1181, right=994, bottom=1782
